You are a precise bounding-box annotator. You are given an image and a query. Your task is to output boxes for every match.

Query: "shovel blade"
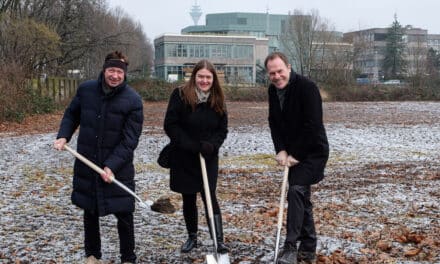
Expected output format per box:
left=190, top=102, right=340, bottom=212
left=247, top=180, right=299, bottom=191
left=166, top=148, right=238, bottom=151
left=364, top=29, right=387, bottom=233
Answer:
left=206, top=254, right=217, bottom=264
left=217, top=253, right=230, bottom=264
left=206, top=253, right=230, bottom=264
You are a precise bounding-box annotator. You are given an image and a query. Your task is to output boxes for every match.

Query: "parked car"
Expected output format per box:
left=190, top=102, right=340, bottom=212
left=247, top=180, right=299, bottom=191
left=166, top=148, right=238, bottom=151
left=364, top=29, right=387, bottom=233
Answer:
left=356, top=77, right=371, bottom=84
left=383, top=79, right=401, bottom=85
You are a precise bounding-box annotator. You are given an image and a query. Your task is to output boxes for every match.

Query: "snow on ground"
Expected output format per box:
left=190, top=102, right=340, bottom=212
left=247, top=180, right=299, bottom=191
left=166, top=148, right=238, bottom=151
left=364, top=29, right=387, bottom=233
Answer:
left=0, top=102, right=439, bottom=263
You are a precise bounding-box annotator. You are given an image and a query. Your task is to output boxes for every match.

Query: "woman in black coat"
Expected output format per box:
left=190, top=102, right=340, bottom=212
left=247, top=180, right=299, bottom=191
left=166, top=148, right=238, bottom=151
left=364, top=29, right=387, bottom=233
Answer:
left=163, top=59, right=229, bottom=253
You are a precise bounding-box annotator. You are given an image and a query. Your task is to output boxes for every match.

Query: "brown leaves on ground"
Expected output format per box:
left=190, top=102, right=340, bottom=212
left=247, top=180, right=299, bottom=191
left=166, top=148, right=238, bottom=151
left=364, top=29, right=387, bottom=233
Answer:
left=2, top=101, right=439, bottom=263
left=3, top=101, right=440, bottom=136
left=215, top=161, right=440, bottom=263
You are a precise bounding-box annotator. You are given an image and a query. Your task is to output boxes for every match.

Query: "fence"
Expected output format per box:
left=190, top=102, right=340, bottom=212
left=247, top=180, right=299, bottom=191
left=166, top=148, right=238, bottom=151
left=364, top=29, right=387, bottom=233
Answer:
left=29, top=76, right=78, bottom=102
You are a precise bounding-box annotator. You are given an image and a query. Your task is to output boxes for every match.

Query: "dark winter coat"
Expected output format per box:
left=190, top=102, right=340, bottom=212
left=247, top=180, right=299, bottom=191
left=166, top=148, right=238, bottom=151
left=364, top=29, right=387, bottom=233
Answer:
left=164, top=88, right=228, bottom=194
left=57, top=73, right=143, bottom=216
left=268, top=72, right=329, bottom=185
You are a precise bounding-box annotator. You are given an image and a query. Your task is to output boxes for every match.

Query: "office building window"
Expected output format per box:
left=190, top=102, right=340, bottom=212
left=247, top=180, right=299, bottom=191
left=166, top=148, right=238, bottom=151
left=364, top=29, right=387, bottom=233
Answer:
left=225, top=66, right=253, bottom=83
left=233, top=45, right=253, bottom=58
left=237, top=17, right=247, bottom=25
left=211, top=44, right=231, bottom=57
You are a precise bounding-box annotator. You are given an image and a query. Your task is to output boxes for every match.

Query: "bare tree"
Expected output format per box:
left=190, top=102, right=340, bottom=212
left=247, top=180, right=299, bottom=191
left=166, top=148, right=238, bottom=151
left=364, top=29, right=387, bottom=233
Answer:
left=1, top=0, right=154, bottom=79
left=311, top=41, right=354, bottom=84
left=280, top=9, right=337, bottom=77
left=406, top=33, right=427, bottom=77
left=0, top=13, right=61, bottom=76
left=0, top=0, right=21, bottom=14
left=343, top=30, right=371, bottom=79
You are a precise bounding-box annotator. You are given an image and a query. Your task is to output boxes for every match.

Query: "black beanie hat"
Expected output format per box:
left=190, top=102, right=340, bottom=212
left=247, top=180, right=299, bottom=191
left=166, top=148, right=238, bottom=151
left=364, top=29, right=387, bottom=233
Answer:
left=103, top=59, right=128, bottom=72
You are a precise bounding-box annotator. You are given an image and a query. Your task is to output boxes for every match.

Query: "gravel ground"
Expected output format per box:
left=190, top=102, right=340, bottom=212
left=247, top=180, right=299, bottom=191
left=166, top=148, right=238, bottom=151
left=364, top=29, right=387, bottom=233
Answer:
left=0, top=101, right=439, bottom=263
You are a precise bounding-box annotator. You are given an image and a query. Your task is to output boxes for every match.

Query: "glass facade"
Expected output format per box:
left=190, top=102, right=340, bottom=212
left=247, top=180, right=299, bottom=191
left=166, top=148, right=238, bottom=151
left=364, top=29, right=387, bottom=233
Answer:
left=224, top=66, right=253, bottom=83
left=155, top=13, right=274, bottom=84
left=155, top=41, right=256, bottom=82
left=160, top=43, right=253, bottom=59
left=155, top=64, right=253, bottom=83
left=181, top=12, right=288, bottom=51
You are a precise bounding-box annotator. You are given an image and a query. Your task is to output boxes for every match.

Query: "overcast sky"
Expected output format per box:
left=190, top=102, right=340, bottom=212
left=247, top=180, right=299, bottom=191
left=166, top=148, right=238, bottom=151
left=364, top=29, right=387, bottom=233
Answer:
left=107, top=0, right=440, bottom=40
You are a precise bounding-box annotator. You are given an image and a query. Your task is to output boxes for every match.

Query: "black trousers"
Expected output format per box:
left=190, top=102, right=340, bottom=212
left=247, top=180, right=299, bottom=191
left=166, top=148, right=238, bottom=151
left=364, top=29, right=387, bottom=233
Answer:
left=84, top=210, right=136, bottom=263
left=182, top=188, right=221, bottom=234
left=285, top=185, right=317, bottom=252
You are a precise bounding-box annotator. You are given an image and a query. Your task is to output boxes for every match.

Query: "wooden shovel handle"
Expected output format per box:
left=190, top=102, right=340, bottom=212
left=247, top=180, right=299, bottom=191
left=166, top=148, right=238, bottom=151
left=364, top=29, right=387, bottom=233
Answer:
left=63, top=145, right=114, bottom=181
left=274, top=165, right=289, bottom=263
left=199, top=154, right=220, bottom=256
left=62, top=144, right=153, bottom=206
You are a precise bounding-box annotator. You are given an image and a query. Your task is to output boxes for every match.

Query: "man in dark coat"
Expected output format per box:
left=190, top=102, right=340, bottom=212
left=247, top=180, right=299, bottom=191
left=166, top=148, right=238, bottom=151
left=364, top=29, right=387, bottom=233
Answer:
left=265, top=52, right=329, bottom=264
left=54, top=51, right=143, bottom=264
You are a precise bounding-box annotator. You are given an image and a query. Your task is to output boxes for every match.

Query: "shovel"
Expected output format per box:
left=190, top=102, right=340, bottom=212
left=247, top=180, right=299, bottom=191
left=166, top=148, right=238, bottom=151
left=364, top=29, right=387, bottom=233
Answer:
left=63, top=144, right=153, bottom=213
left=273, top=165, right=289, bottom=263
left=199, top=154, right=230, bottom=264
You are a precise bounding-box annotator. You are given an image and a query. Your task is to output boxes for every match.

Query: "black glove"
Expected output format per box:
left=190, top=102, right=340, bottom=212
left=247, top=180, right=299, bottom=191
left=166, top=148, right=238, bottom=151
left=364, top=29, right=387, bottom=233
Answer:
left=200, top=141, right=214, bottom=159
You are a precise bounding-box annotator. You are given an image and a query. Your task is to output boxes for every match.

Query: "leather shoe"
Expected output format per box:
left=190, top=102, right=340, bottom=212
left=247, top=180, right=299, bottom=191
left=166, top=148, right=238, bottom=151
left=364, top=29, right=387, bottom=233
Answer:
left=217, top=241, right=229, bottom=254
left=297, top=251, right=316, bottom=263
left=181, top=233, right=197, bottom=253
left=277, top=243, right=298, bottom=264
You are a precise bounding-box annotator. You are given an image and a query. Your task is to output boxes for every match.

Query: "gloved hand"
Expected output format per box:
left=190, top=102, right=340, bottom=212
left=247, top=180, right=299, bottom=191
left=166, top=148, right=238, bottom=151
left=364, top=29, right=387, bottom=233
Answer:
left=200, top=141, right=214, bottom=159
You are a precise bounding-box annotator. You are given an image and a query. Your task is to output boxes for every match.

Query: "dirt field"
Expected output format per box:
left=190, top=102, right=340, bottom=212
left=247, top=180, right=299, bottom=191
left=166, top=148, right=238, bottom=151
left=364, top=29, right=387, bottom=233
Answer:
left=1, top=101, right=440, bottom=135
left=0, top=101, right=439, bottom=263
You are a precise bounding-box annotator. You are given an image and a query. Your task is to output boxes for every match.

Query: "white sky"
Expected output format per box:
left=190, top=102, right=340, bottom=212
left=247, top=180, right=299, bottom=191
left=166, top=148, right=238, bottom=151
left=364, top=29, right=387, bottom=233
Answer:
left=107, top=0, right=440, bottom=40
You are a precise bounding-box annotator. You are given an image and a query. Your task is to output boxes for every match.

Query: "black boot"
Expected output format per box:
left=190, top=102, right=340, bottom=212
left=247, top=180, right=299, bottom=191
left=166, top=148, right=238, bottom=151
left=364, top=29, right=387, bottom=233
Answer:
left=181, top=232, right=197, bottom=253
left=213, top=214, right=229, bottom=254
left=297, top=250, right=316, bottom=263
left=277, top=242, right=298, bottom=264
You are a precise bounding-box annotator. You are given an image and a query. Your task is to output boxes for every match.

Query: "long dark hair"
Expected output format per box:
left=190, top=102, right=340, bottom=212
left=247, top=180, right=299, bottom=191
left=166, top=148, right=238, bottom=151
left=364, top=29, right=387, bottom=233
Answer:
left=181, top=59, right=226, bottom=115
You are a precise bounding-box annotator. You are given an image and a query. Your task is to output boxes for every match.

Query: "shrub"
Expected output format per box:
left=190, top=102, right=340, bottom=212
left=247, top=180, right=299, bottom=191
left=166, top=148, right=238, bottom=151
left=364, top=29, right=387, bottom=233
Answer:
left=29, top=88, right=56, bottom=114
left=0, top=63, right=28, bottom=122
left=0, top=63, right=57, bottom=122
left=131, top=77, right=440, bottom=103
left=131, top=78, right=268, bottom=102
left=323, top=82, right=440, bottom=101
left=131, top=78, right=181, bottom=101
left=223, top=85, right=267, bottom=101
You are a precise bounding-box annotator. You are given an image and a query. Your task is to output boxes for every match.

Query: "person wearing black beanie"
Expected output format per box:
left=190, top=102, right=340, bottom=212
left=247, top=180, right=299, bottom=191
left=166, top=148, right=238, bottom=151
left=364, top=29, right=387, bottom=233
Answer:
left=54, top=50, right=143, bottom=264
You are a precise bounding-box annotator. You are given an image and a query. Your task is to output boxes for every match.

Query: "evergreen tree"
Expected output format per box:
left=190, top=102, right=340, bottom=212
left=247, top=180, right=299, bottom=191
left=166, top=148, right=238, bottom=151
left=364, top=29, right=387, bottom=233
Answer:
left=382, top=15, right=407, bottom=79
left=426, top=47, right=440, bottom=76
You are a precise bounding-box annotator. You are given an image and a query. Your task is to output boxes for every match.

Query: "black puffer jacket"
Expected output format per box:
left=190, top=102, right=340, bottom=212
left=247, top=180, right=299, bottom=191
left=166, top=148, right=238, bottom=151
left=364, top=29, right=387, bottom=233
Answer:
left=164, top=88, right=228, bottom=194
left=57, top=73, right=143, bottom=216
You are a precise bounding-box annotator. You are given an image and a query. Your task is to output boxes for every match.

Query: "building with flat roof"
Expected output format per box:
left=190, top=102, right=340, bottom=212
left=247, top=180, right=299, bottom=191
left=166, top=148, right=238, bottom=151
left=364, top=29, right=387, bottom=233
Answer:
left=344, top=26, right=429, bottom=81
left=154, top=34, right=268, bottom=83
left=182, top=12, right=288, bottom=52
left=153, top=8, right=350, bottom=83
left=428, top=34, right=440, bottom=51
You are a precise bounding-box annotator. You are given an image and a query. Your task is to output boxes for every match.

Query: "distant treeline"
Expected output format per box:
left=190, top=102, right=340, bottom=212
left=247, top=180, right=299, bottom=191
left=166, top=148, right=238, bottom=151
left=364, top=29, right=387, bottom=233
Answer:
left=0, top=0, right=154, bottom=122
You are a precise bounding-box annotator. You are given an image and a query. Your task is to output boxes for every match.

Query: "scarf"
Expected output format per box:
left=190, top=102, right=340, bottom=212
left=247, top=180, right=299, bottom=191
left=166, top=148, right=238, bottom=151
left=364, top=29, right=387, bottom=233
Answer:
left=196, top=87, right=210, bottom=104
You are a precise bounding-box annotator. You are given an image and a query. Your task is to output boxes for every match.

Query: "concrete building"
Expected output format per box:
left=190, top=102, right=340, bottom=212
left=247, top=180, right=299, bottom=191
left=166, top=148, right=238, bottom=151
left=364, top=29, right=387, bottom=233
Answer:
left=428, top=34, right=440, bottom=51
left=310, top=42, right=354, bottom=82
left=344, top=26, right=429, bottom=81
left=182, top=12, right=288, bottom=52
left=153, top=7, right=350, bottom=83
left=154, top=34, right=268, bottom=83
